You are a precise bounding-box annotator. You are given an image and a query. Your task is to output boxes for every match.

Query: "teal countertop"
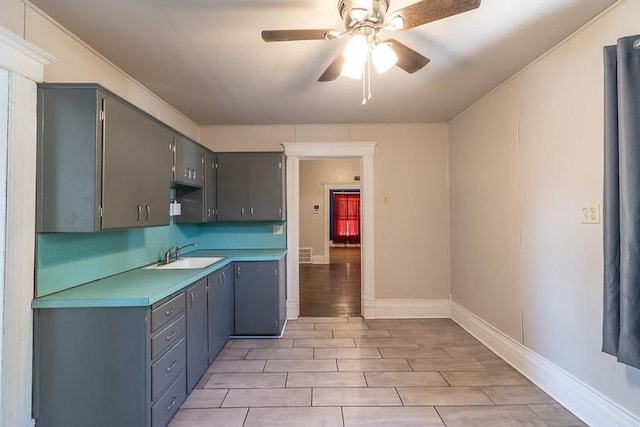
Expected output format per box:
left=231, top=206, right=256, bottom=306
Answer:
left=32, top=249, right=287, bottom=309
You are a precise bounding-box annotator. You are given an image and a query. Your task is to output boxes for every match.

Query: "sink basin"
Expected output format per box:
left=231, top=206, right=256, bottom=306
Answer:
left=144, top=257, right=224, bottom=270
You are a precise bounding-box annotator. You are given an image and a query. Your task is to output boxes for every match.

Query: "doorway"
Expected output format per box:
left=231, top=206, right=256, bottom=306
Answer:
left=298, top=159, right=361, bottom=317
left=282, top=142, right=376, bottom=319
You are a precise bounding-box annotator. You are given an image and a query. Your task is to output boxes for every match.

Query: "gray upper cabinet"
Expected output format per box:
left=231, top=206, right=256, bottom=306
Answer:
left=174, top=135, right=205, bottom=187
left=36, top=84, right=173, bottom=232
left=216, top=152, right=285, bottom=221
left=204, top=151, right=217, bottom=221
left=175, top=149, right=216, bottom=224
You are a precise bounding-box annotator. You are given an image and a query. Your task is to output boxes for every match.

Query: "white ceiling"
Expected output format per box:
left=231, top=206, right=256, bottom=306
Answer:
left=30, top=0, right=617, bottom=125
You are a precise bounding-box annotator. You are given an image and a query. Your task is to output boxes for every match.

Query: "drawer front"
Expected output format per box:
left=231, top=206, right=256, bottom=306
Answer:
left=151, top=371, right=186, bottom=427
left=151, top=315, right=186, bottom=360
left=152, top=337, right=186, bottom=401
left=151, top=293, right=186, bottom=333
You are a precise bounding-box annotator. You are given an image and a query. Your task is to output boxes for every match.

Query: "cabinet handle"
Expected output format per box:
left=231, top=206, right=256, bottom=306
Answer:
left=207, top=208, right=211, bottom=217
left=136, top=205, right=142, bottom=222
left=165, top=306, right=176, bottom=316
left=250, top=208, right=254, bottom=217
left=190, top=291, right=194, bottom=308
left=193, top=170, right=197, bottom=180
left=236, top=267, right=241, bottom=278
left=165, top=330, right=177, bottom=341
left=166, top=360, right=178, bottom=373
left=241, top=207, right=245, bottom=217
left=165, top=397, right=178, bottom=412
left=146, top=205, right=150, bottom=221
left=221, top=272, right=225, bottom=281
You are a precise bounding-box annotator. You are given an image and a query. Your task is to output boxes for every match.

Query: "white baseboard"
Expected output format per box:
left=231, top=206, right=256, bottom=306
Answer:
left=286, top=300, right=299, bottom=320
left=451, top=301, right=640, bottom=427
left=364, top=299, right=451, bottom=319
left=311, top=255, right=327, bottom=265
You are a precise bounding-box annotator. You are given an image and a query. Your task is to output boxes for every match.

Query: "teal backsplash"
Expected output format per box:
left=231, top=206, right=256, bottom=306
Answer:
left=36, top=221, right=286, bottom=297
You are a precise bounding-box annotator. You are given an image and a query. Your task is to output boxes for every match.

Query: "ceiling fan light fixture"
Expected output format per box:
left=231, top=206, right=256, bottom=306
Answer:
left=350, top=0, right=373, bottom=21
left=372, top=42, right=397, bottom=73
left=388, top=15, right=404, bottom=30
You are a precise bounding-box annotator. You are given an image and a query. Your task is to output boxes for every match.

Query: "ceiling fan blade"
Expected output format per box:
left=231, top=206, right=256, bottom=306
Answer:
left=385, top=39, right=430, bottom=74
left=390, top=0, right=481, bottom=30
left=261, top=29, right=332, bottom=42
left=318, top=55, right=345, bottom=82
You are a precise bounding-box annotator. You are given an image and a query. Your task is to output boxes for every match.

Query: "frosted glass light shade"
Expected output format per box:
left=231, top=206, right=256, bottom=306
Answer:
left=372, top=42, right=398, bottom=73
left=341, top=57, right=365, bottom=79
left=343, top=35, right=369, bottom=63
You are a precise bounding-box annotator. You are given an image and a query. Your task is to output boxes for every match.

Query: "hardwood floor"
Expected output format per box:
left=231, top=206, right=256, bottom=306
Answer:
left=299, top=247, right=361, bottom=317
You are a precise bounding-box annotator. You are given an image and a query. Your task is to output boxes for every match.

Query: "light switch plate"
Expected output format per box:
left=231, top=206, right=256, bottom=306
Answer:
left=581, top=203, right=600, bottom=224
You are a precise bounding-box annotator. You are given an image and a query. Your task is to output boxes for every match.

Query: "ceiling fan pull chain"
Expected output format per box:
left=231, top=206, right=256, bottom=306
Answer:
left=367, top=54, right=372, bottom=101
left=362, top=62, right=367, bottom=105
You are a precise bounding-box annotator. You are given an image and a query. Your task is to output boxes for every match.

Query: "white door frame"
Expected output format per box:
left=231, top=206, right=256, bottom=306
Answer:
left=322, top=183, right=361, bottom=264
left=282, top=142, right=377, bottom=319
left=0, top=26, right=54, bottom=427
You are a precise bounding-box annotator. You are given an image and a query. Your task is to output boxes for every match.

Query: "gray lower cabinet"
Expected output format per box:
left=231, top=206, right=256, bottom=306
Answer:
left=33, top=293, right=187, bottom=427
left=186, top=278, right=208, bottom=392
left=216, top=152, right=285, bottom=221
left=208, top=264, right=234, bottom=363
left=234, top=259, right=285, bottom=336
left=36, top=83, right=174, bottom=232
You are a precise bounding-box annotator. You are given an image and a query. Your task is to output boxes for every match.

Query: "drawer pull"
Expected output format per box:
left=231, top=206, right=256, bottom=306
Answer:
left=165, top=397, right=178, bottom=412
left=165, top=331, right=177, bottom=341
left=166, top=360, right=178, bottom=373
left=165, top=306, right=176, bottom=316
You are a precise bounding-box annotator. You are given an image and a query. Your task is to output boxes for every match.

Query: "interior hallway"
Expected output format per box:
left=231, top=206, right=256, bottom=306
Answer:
left=169, top=317, right=587, bottom=427
left=299, top=247, right=361, bottom=317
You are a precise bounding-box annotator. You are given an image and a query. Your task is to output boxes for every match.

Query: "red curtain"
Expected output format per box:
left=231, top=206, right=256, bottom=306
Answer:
left=333, top=193, right=361, bottom=244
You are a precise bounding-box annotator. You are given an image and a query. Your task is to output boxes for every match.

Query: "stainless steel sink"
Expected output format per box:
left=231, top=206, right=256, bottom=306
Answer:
left=144, top=256, right=224, bottom=270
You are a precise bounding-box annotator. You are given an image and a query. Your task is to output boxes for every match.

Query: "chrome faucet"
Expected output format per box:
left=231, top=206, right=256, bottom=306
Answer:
left=176, top=243, right=197, bottom=259
left=161, top=242, right=197, bottom=265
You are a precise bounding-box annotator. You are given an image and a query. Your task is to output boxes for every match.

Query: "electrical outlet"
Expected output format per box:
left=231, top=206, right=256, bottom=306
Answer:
left=581, top=203, right=600, bottom=224
left=272, top=225, right=283, bottom=235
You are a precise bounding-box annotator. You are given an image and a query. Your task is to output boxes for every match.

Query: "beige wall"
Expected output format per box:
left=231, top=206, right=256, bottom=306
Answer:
left=1, top=0, right=199, bottom=140
left=299, top=159, right=361, bottom=260
left=450, top=79, right=521, bottom=341
left=201, top=123, right=451, bottom=300
left=449, top=0, right=640, bottom=417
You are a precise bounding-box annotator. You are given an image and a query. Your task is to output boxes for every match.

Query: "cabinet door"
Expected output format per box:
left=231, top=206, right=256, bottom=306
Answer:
left=101, top=93, right=147, bottom=229
left=186, top=279, right=208, bottom=392
left=137, top=117, right=173, bottom=227
left=174, top=135, right=205, bottom=187
left=207, top=271, right=226, bottom=363
left=204, top=151, right=217, bottom=222
left=248, top=155, right=285, bottom=221
left=234, top=262, right=279, bottom=335
left=221, top=265, right=235, bottom=339
left=217, top=155, right=248, bottom=220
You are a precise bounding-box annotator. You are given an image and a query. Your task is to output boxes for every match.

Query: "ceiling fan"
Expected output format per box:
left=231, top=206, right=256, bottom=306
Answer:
left=262, top=0, right=481, bottom=89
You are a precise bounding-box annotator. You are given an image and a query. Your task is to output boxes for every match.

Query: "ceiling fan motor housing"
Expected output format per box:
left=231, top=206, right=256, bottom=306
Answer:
left=338, top=0, right=390, bottom=27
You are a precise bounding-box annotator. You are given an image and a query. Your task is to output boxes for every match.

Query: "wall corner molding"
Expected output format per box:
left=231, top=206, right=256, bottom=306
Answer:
left=451, top=301, right=640, bottom=427
left=0, top=25, right=56, bottom=81
left=364, top=299, right=451, bottom=319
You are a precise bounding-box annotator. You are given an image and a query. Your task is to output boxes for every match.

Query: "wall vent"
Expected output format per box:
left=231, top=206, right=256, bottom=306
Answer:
left=299, top=247, right=313, bottom=264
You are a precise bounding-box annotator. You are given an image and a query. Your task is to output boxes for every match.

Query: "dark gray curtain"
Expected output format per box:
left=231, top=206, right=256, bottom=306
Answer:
left=603, top=35, right=640, bottom=369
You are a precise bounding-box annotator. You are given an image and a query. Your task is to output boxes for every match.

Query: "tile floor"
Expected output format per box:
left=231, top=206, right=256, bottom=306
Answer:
left=169, top=317, right=587, bottom=427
